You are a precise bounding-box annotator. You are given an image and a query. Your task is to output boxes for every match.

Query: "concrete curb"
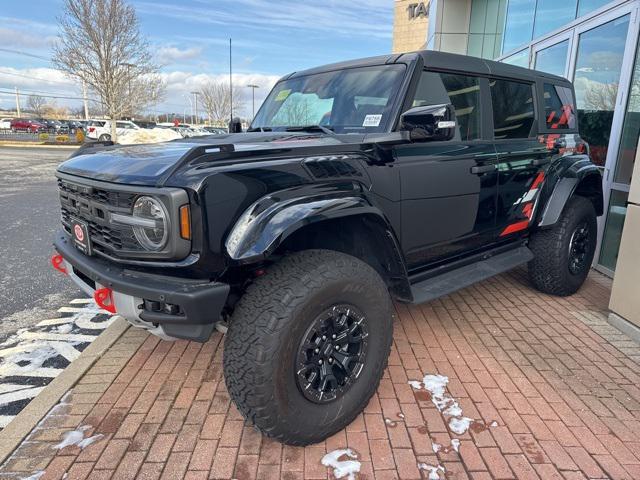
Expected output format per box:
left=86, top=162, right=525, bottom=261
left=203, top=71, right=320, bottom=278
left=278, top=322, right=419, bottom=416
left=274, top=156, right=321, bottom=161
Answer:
left=0, top=317, right=129, bottom=464
left=0, top=142, right=80, bottom=149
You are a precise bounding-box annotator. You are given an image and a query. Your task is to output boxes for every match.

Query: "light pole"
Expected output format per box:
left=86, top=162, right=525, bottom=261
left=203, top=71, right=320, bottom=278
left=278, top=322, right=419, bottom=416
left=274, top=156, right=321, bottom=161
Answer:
left=246, top=84, right=260, bottom=120
left=190, top=91, right=200, bottom=125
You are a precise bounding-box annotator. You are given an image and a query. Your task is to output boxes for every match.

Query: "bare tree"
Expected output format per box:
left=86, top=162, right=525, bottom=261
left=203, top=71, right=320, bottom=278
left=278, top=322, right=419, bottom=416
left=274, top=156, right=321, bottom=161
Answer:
left=28, top=95, right=47, bottom=118
left=584, top=82, right=618, bottom=111
left=199, top=80, right=244, bottom=125
left=52, top=0, right=165, bottom=141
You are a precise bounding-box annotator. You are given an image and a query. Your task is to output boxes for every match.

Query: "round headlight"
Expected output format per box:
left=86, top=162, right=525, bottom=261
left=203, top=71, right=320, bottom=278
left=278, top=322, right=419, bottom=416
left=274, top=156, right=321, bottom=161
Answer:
left=132, top=196, right=169, bottom=251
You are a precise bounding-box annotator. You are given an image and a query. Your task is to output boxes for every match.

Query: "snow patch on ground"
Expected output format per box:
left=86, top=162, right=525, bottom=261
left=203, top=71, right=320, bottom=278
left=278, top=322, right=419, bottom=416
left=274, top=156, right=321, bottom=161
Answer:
left=54, top=324, right=73, bottom=334
left=5, top=345, right=59, bottom=371
left=22, top=471, right=45, bottom=480
left=321, top=449, right=361, bottom=480
left=432, top=442, right=441, bottom=453
left=53, top=425, right=103, bottom=450
left=418, top=462, right=445, bottom=479
left=451, top=439, right=460, bottom=452
left=490, top=420, right=498, bottom=427
left=409, top=374, right=474, bottom=436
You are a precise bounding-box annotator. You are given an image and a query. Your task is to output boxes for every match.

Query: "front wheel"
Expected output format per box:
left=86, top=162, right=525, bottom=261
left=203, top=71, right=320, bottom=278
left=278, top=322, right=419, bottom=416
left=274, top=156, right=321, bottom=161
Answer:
left=223, top=250, right=393, bottom=445
left=528, top=196, right=597, bottom=296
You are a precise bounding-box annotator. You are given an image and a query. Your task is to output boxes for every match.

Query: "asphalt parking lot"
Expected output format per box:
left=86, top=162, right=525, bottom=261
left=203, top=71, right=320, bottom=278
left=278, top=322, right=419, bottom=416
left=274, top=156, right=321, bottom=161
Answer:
left=0, top=146, right=82, bottom=341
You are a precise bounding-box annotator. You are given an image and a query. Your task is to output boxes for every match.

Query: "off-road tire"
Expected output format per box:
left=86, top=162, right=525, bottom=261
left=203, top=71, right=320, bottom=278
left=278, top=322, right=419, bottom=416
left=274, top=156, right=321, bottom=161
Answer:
left=528, top=196, right=597, bottom=296
left=223, top=249, right=393, bottom=445
left=98, top=134, right=111, bottom=142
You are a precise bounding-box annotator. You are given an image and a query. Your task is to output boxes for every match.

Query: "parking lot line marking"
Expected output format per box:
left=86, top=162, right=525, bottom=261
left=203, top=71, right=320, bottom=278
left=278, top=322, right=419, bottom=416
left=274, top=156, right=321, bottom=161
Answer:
left=0, top=416, right=14, bottom=429
left=0, top=384, right=35, bottom=394
left=0, top=387, right=45, bottom=405
left=0, top=365, right=62, bottom=378
left=69, top=299, right=92, bottom=304
left=17, top=331, right=96, bottom=343
left=57, top=306, right=104, bottom=314
left=36, top=317, right=75, bottom=327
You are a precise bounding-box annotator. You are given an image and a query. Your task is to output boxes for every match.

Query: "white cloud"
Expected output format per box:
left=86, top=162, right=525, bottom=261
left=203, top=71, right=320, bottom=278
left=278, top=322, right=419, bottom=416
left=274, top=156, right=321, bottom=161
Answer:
left=0, top=27, right=56, bottom=50
left=156, top=46, right=203, bottom=64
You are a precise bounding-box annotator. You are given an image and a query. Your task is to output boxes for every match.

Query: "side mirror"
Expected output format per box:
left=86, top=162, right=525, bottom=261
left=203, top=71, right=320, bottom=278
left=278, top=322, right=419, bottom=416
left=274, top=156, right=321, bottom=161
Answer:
left=229, top=117, right=243, bottom=133
left=400, top=104, right=457, bottom=142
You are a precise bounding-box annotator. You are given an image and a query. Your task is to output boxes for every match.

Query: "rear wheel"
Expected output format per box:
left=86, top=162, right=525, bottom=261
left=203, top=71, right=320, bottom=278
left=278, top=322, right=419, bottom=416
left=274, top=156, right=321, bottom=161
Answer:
left=223, top=250, right=393, bottom=445
left=528, top=196, right=597, bottom=296
left=98, top=134, right=111, bottom=141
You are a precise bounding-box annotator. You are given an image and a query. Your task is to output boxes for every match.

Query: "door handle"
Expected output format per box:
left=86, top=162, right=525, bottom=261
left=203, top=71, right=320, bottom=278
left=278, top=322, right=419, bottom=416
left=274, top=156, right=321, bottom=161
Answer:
left=470, top=164, right=497, bottom=174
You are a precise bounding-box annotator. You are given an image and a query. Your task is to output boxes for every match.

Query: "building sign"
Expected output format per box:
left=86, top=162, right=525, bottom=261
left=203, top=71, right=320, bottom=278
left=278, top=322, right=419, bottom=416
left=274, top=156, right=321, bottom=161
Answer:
left=407, top=1, right=430, bottom=20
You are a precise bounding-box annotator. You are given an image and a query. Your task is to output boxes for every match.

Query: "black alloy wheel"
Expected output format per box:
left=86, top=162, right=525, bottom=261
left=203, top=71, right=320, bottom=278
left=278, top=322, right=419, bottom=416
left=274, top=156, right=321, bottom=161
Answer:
left=568, top=222, right=591, bottom=275
left=296, top=305, right=368, bottom=403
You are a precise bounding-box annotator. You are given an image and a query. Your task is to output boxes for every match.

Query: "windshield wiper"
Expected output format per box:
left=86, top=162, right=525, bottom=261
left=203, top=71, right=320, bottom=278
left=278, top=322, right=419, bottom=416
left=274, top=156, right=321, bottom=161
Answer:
left=284, top=125, right=336, bottom=136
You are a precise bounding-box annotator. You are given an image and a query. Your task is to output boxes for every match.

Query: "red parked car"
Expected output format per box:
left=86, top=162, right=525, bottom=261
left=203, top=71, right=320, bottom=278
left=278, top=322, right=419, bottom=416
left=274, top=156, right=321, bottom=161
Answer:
left=10, top=119, right=45, bottom=133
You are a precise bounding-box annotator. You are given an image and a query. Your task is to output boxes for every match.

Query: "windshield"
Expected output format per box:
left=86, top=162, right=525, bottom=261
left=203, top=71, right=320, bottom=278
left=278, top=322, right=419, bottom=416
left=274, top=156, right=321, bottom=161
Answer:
left=251, top=65, right=406, bottom=134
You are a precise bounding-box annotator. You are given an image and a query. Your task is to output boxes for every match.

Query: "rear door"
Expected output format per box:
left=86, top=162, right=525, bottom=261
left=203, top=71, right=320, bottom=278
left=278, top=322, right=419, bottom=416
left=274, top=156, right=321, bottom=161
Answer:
left=490, top=79, right=548, bottom=237
left=395, top=70, right=499, bottom=269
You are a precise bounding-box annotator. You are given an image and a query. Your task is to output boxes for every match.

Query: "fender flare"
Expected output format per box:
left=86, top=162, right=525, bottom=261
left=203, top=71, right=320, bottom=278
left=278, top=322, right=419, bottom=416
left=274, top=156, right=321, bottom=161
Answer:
left=538, top=159, right=603, bottom=228
left=226, top=192, right=395, bottom=262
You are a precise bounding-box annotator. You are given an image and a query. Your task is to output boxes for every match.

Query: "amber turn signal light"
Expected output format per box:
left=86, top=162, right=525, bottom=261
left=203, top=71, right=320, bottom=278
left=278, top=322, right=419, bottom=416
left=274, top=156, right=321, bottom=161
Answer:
left=179, top=205, right=191, bottom=240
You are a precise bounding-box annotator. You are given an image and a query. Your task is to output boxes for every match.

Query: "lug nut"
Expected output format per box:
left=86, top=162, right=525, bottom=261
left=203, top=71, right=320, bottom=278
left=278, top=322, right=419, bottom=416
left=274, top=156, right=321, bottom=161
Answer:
left=328, top=358, right=333, bottom=364
left=332, top=334, right=336, bottom=339
left=315, top=348, right=320, bottom=353
left=322, top=335, right=327, bottom=340
left=318, top=359, right=323, bottom=365
left=335, top=345, right=340, bottom=350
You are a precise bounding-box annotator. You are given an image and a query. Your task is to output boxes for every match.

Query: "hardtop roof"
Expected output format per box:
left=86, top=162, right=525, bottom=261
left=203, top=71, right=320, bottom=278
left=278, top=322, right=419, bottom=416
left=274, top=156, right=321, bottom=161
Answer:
left=285, top=50, right=571, bottom=86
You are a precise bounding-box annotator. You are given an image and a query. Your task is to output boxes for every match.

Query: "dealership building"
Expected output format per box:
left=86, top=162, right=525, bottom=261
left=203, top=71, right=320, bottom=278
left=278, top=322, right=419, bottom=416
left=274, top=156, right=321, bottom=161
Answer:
left=393, top=0, right=640, bottom=329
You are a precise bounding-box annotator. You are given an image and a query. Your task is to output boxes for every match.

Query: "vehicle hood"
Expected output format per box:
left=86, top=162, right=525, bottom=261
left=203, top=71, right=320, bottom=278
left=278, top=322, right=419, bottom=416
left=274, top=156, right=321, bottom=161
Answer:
left=57, top=132, right=359, bottom=186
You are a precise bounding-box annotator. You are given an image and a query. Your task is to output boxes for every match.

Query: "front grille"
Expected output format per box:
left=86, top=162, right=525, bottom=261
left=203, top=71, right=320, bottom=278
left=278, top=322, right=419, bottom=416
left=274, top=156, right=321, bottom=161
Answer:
left=58, top=178, right=143, bottom=257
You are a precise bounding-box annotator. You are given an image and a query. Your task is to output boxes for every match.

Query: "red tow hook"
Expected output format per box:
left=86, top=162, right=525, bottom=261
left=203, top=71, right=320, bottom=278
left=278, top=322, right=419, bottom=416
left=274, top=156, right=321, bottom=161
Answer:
left=51, top=254, right=68, bottom=275
left=94, top=287, right=117, bottom=314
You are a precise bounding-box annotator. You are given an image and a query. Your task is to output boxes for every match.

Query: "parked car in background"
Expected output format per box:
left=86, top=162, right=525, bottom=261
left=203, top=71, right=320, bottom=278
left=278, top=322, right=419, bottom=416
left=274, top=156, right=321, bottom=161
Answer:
left=0, top=118, right=12, bottom=129
left=133, top=120, right=157, bottom=129
left=86, top=120, right=140, bottom=141
left=10, top=118, right=45, bottom=133
left=201, top=126, right=227, bottom=134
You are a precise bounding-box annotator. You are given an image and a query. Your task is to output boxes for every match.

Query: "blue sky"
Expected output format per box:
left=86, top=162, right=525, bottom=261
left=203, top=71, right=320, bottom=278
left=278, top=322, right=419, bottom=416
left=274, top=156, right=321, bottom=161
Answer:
left=0, top=0, right=394, bottom=116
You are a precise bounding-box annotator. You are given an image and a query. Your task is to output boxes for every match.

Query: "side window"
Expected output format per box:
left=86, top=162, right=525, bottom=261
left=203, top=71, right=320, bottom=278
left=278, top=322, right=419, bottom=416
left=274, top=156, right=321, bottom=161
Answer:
left=440, top=74, right=481, bottom=141
left=490, top=79, right=536, bottom=139
left=543, top=83, right=576, bottom=130
left=410, top=71, right=482, bottom=141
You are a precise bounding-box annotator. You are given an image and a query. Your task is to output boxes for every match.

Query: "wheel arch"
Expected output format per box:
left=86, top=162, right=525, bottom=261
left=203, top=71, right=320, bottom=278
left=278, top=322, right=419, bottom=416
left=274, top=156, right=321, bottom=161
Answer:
left=538, top=158, right=603, bottom=228
left=225, top=193, right=411, bottom=301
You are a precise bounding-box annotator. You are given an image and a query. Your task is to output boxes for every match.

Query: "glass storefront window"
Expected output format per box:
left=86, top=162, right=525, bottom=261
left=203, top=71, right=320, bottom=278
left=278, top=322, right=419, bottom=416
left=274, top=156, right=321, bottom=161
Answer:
left=578, top=0, right=611, bottom=18
left=534, top=0, right=578, bottom=39
left=599, top=190, right=629, bottom=271
left=534, top=40, right=570, bottom=77
left=573, top=15, right=630, bottom=166
left=614, top=38, right=640, bottom=185
left=502, top=49, right=529, bottom=68
left=503, top=0, right=536, bottom=53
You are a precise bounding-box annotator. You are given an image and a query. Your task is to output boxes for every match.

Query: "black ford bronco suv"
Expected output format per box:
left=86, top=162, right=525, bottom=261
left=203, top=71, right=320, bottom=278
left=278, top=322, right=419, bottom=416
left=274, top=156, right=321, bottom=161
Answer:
left=52, top=51, right=603, bottom=445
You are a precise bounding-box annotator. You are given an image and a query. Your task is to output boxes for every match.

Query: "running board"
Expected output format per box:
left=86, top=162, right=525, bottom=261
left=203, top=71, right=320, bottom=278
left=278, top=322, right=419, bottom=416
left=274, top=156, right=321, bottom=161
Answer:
left=409, top=246, right=533, bottom=304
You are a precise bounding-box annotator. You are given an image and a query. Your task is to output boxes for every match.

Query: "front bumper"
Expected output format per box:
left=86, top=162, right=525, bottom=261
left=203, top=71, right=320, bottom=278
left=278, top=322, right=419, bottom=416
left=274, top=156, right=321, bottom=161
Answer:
left=53, top=231, right=229, bottom=342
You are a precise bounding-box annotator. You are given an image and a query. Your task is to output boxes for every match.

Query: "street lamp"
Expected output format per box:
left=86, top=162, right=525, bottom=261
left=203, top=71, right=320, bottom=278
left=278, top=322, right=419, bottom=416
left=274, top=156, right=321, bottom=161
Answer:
left=190, top=91, right=200, bottom=125
left=247, top=84, right=260, bottom=120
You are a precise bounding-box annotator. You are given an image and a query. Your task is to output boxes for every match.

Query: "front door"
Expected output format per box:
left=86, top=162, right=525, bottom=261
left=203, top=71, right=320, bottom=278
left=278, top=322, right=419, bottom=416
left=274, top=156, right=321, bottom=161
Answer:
left=395, top=71, right=499, bottom=270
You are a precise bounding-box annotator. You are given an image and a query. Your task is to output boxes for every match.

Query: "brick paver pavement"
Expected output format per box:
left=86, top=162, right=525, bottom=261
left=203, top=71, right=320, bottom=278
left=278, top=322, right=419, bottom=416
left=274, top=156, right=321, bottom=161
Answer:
left=1, top=269, right=639, bottom=479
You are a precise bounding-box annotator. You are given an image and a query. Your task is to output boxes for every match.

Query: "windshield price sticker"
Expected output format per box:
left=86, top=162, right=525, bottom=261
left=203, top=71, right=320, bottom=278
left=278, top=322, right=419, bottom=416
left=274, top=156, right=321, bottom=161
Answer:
left=275, top=89, right=291, bottom=102
left=363, top=114, right=382, bottom=127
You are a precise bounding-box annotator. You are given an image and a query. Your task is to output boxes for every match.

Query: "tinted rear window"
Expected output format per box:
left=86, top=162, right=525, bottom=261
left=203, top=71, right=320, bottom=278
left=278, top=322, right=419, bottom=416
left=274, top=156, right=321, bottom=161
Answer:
left=543, top=83, right=576, bottom=130
left=89, top=121, right=105, bottom=127
left=490, top=79, right=536, bottom=139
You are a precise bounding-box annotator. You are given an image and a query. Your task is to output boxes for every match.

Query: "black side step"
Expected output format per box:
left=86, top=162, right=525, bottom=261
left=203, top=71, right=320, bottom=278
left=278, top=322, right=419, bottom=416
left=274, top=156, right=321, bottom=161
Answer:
left=409, top=246, right=533, bottom=304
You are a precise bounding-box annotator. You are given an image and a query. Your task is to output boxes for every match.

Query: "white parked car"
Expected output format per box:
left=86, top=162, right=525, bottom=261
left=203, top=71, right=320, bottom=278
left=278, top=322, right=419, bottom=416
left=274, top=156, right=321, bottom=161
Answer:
left=86, top=120, right=140, bottom=141
left=0, top=118, right=12, bottom=130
